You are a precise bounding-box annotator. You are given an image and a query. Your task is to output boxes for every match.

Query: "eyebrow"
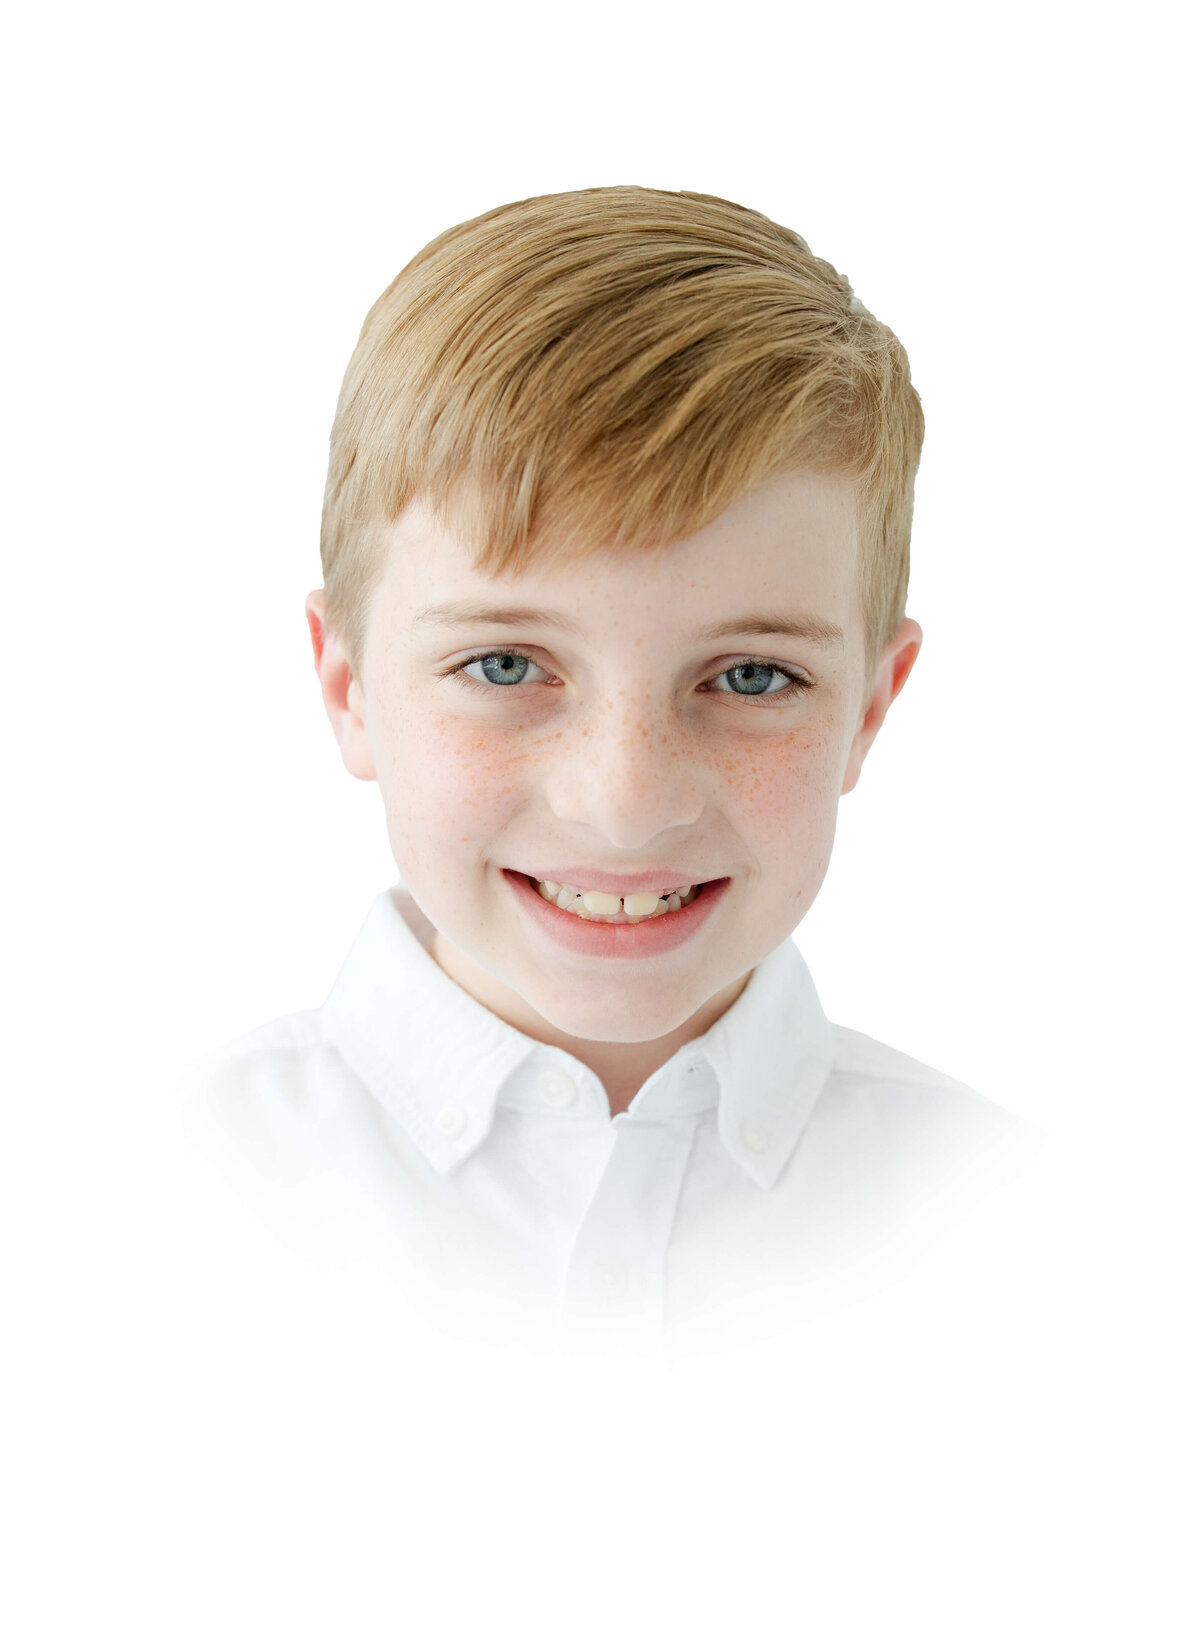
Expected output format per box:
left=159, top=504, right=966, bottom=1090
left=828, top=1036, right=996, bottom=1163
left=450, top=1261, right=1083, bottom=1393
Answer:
left=413, top=600, right=844, bottom=646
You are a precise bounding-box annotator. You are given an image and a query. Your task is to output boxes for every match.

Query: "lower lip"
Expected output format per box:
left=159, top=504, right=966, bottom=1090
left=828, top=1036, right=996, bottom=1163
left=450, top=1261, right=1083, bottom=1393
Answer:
left=504, top=870, right=731, bottom=959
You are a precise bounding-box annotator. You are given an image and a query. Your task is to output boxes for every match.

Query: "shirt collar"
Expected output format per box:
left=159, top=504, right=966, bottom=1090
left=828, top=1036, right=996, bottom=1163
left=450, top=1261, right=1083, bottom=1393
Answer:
left=319, top=885, right=835, bottom=1188
left=701, top=933, right=836, bottom=1188
left=319, top=887, right=540, bottom=1176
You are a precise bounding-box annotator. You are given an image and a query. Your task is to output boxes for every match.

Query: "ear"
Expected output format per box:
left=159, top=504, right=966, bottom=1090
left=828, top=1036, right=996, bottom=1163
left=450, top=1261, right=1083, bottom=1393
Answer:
left=304, top=590, right=377, bottom=781
left=841, top=617, right=923, bottom=795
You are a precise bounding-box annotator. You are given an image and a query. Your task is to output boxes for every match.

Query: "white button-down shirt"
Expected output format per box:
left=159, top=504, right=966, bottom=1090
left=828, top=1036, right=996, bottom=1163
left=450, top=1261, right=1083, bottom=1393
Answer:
left=182, top=885, right=1042, bottom=1356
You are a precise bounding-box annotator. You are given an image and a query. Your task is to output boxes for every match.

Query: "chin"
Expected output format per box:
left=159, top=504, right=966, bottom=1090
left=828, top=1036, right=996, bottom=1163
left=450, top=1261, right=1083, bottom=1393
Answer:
left=528, top=982, right=705, bottom=1045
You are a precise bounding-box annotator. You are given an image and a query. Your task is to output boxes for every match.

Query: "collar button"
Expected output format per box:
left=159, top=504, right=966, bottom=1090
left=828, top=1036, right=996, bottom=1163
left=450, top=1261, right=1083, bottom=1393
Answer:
left=537, top=1067, right=577, bottom=1108
left=435, top=1106, right=468, bottom=1139
left=739, top=1118, right=770, bottom=1155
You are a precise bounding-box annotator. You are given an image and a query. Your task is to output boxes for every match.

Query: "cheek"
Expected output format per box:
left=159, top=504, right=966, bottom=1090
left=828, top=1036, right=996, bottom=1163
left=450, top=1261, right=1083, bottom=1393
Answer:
left=709, top=724, right=844, bottom=844
left=374, top=712, right=534, bottom=851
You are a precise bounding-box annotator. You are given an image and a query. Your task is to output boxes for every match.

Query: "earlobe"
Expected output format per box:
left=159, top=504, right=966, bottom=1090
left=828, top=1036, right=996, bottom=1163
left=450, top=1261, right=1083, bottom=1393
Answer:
left=841, top=618, right=923, bottom=795
left=304, top=589, right=377, bottom=782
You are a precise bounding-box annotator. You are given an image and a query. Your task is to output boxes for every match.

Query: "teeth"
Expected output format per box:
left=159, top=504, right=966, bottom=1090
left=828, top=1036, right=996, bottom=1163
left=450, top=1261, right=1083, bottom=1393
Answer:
left=533, top=877, right=702, bottom=924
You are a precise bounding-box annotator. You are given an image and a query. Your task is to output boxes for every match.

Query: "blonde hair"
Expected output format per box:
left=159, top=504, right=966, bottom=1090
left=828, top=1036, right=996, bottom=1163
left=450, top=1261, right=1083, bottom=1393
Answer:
left=320, top=185, right=924, bottom=678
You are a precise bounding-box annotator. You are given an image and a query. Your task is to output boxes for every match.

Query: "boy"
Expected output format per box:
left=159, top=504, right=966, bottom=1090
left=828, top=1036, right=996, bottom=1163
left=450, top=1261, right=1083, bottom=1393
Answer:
left=187, top=185, right=1040, bottom=1356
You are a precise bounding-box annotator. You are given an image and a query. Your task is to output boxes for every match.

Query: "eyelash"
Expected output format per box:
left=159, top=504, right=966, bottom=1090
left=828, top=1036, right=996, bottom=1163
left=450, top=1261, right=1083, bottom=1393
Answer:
left=442, top=648, right=816, bottom=704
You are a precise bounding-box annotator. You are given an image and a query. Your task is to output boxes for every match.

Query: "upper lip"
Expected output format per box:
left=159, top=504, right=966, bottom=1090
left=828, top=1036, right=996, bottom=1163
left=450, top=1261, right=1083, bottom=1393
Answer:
left=512, top=866, right=723, bottom=895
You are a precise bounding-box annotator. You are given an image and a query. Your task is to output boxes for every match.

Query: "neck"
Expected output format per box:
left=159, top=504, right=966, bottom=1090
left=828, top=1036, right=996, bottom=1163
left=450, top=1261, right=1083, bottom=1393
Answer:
left=429, top=931, right=749, bottom=1117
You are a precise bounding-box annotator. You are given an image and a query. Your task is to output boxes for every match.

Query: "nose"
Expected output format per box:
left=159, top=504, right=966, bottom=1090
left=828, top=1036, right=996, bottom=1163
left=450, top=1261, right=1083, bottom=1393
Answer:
left=541, top=696, right=708, bottom=851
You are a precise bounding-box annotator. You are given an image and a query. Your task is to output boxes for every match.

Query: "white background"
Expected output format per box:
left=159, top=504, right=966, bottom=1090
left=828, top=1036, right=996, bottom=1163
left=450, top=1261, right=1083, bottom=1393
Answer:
left=5, top=2, right=1196, bottom=1632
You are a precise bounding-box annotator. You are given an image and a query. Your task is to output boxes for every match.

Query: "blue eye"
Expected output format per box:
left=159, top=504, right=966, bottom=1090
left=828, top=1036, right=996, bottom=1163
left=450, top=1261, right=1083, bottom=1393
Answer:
left=712, top=662, right=794, bottom=697
left=447, top=649, right=813, bottom=702
left=458, top=650, right=551, bottom=687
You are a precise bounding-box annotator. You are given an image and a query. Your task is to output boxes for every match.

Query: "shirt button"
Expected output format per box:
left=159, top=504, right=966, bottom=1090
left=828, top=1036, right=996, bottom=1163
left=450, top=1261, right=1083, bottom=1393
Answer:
left=590, top=1257, right=629, bottom=1297
left=739, top=1118, right=770, bottom=1154
left=537, top=1067, right=577, bottom=1108
left=435, top=1106, right=467, bottom=1138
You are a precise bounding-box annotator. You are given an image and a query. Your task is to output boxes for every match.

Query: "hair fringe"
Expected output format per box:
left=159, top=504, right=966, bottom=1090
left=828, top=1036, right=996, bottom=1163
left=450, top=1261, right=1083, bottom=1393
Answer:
left=320, top=186, right=923, bottom=678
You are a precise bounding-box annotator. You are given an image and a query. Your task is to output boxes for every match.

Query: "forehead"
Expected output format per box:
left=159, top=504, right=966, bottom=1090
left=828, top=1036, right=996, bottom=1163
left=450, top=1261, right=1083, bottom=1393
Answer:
left=369, top=468, right=861, bottom=639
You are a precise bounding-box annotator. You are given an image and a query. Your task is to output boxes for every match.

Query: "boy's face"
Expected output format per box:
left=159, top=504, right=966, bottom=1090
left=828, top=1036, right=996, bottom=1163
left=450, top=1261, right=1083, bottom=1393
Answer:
left=308, top=470, right=920, bottom=1049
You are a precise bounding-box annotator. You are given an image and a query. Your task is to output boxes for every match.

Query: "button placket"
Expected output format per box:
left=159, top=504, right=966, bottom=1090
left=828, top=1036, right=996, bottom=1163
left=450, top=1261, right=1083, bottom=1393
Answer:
left=561, top=1117, right=698, bottom=1344
left=588, top=1257, right=630, bottom=1298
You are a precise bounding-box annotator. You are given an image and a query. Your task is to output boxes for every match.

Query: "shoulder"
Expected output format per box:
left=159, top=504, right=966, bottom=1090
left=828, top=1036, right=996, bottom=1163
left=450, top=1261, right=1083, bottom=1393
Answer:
left=819, top=1021, right=1045, bottom=1189
left=769, top=1024, right=1049, bottom=1295
left=177, top=1010, right=363, bottom=1175
left=174, top=1007, right=426, bottom=1276
left=830, top=1023, right=1012, bottom=1114
left=193, top=1010, right=325, bottom=1068
left=183, top=1009, right=333, bottom=1099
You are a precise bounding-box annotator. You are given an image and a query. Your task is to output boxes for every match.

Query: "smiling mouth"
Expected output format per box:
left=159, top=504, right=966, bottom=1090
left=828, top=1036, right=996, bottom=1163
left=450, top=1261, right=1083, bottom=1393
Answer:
left=524, top=874, right=706, bottom=925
